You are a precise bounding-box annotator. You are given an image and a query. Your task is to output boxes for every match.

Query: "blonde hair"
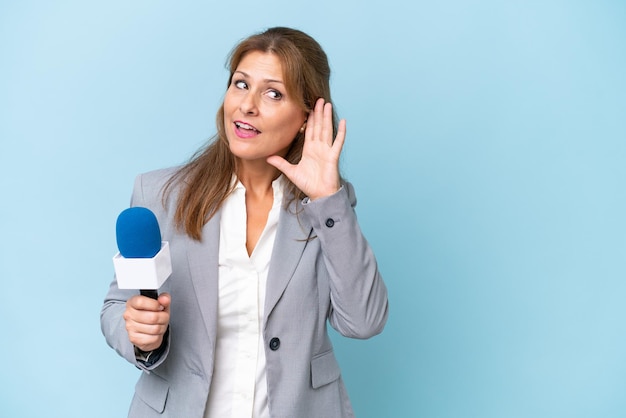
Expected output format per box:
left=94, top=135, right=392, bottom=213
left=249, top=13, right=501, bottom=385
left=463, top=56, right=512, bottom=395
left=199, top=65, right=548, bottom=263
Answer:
left=164, top=27, right=339, bottom=240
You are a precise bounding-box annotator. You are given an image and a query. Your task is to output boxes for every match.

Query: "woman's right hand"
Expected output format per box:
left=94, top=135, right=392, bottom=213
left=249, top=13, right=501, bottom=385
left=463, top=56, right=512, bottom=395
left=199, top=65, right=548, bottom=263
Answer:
left=123, top=293, right=171, bottom=352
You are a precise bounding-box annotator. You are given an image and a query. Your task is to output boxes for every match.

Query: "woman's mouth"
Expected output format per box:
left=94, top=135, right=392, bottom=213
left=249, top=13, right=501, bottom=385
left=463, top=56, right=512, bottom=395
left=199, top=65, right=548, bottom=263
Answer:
left=234, top=121, right=260, bottom=138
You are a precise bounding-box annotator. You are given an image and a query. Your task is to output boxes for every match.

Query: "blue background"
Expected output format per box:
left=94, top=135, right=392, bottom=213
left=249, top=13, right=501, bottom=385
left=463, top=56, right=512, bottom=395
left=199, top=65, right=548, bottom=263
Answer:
left=1, top=1, right=625, bottom=417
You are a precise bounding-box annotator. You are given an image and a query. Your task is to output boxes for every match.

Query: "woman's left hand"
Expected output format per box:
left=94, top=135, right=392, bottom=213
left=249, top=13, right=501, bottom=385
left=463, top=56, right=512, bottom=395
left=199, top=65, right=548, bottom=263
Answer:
left=267, top=97, right=346, bottom=201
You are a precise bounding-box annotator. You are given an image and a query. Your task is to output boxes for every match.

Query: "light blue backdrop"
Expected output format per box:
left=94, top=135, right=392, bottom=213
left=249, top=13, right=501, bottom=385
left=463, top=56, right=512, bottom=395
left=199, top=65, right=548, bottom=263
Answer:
left=1, top=1, right=625, bottom=417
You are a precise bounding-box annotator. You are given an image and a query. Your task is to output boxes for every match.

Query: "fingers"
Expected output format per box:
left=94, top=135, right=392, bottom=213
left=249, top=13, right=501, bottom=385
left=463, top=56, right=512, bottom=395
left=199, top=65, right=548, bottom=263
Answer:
left=333, top=118, right=347, bottom=154
left=124, top=293, right=170, bottom=351
left=306, top=98, right=331, bottom=144
left=307, top=98, right=345, bottom=150
left=157, top=293, right=171, bottom=310
left=306, top=98, right=323, bottom=143
left=127, top=293, right=166, bottom=311
left=321, top=99, right=333, bottom=145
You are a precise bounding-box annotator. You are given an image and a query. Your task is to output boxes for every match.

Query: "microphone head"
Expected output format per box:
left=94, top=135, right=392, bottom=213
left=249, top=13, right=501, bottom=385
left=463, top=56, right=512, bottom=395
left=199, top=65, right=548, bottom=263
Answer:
left=116, top=207, right=162, bottom=258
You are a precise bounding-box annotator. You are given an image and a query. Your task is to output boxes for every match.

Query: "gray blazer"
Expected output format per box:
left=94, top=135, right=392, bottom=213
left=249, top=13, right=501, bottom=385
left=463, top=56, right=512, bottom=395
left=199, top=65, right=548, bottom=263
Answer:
left=101, top=168, right=389, bottom=418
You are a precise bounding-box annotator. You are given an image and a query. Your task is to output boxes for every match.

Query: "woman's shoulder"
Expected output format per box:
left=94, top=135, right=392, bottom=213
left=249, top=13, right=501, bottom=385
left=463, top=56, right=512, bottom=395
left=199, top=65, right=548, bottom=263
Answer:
left=131, top=166, right=183, bottom=207
left=137, top=166, right=180, bottom=184
left=134, top=166, right=182, bottom=192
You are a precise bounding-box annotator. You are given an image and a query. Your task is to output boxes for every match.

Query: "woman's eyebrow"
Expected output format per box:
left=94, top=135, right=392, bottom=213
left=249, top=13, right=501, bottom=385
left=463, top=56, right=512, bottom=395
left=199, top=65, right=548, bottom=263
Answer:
left=234, top=70, right=284, bottom=85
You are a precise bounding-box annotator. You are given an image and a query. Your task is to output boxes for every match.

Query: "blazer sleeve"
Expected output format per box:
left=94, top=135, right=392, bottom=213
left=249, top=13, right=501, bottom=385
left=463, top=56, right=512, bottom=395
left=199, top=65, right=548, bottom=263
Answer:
left=100, top=173, right=170, bottom=371
left=302, top=182, right=389, bottom=339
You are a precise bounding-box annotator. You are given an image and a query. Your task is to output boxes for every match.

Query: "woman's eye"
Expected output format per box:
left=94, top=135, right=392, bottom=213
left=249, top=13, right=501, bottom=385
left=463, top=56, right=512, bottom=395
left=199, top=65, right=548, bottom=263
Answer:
left=267, top=90, right=282, bottom=100
left=234, top=80, right=247, bottom=89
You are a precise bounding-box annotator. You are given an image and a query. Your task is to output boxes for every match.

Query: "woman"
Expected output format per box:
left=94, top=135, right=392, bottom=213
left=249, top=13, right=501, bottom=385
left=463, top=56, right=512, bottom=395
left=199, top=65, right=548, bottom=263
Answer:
left=101, top=26, right=388, bottom=418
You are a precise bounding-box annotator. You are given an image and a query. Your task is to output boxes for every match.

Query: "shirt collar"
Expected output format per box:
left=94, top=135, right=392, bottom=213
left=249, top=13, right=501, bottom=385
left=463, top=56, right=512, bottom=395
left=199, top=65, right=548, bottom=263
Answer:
left=231, top=174, right=286, bottom=198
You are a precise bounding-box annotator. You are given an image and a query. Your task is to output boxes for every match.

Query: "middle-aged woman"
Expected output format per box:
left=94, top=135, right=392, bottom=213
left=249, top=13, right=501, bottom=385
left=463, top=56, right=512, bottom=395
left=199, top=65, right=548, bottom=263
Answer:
left=101, top=26, right=389, bottom=418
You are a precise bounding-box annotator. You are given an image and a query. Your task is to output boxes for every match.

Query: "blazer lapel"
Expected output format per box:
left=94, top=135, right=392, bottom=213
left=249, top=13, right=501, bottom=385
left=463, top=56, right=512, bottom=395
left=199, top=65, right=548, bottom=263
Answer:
left=186, top=211, right=221, bottom=347
left=264, top=202, right=313, bottom=321
left=183, top=201, right=312, bottom=333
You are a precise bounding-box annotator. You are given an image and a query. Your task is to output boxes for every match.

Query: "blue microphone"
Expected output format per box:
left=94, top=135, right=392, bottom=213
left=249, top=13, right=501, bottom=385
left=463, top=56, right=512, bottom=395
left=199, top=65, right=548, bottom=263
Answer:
left=113, top=207, right=172, bottom=299
left=116, top=207, right=162, bottom=258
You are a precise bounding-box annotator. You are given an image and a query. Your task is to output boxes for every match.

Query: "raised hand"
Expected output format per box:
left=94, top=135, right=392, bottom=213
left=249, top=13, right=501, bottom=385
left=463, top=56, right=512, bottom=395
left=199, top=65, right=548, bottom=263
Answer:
left=267, top=98, right=346, bottom=201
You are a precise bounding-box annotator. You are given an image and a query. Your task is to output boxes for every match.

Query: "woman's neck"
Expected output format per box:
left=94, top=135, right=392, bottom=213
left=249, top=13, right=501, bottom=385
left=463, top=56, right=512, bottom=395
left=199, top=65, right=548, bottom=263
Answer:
left=235, top=159, right=281, bottom=197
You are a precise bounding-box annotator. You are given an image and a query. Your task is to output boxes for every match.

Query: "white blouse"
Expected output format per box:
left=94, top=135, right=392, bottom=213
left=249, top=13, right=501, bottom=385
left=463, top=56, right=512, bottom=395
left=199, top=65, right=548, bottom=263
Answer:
left=204, top=176, right=284, bottom=418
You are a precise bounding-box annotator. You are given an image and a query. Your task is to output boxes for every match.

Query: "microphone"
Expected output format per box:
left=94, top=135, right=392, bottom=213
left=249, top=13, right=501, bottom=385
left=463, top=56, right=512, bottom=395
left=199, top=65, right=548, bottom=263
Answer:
left=113, top=207, right=172, bottom=299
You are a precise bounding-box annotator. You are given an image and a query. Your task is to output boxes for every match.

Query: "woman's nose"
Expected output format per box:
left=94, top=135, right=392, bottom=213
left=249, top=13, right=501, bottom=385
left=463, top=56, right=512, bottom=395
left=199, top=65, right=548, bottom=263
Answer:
left=239, top=92, right=258, bottom=115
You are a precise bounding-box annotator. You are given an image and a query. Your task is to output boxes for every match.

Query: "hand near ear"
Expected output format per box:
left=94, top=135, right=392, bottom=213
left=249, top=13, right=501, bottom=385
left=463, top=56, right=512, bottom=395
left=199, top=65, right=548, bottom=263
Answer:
left=267, top=98, right=346, bottom=200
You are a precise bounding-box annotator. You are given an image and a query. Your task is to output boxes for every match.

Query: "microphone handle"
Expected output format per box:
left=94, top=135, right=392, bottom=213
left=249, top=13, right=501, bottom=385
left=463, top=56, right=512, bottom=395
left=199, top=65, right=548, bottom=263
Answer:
left=140, top=289, right=158, bottom=299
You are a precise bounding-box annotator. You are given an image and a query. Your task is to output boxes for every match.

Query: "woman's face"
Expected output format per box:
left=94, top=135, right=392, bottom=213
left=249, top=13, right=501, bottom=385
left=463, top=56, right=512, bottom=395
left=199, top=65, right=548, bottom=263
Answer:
left=223, top=51, right=307, bottom=163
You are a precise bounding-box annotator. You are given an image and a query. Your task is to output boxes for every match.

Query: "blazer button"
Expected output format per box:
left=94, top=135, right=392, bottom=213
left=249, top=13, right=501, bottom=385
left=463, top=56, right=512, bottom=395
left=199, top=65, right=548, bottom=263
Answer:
left=325, top=218, right=335, bottom=228
left=269, top=337, right=281, bottom=351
